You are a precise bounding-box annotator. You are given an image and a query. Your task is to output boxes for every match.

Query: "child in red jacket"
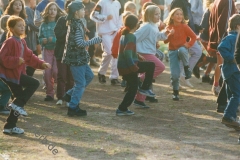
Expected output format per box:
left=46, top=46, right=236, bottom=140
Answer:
left=0, top=16, right=51, bottom=134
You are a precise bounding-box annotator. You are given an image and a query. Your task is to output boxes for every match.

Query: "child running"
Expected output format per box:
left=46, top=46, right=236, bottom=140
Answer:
left=164, top=8, right=196, bottom=101
left=116, top=14, right=156, bottom=116
left=1, top=16, right=51, bottom=134
left=62, top=1, right=102, bottom=116
left=219, top=14, right=240, bottom=131
left=38, top=2, right=65, bottom=101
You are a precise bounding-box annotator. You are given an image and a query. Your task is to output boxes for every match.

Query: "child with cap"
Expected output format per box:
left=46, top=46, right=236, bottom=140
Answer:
left=62, top=1, right=102, bottom=117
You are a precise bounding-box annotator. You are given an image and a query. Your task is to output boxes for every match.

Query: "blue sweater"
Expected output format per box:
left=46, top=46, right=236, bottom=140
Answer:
left=218, top=31, right=239, bottom=80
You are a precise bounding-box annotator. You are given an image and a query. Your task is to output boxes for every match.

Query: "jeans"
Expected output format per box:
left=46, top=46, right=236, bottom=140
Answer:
left=0, top=79, right=11, bottom=109
left=56, top=60, right=74, bottom=100
left=224, top=72, right=240, bottom=119
left=169, top=47, right=189, bottom=90
left=67, top=64, right=94, bottom=109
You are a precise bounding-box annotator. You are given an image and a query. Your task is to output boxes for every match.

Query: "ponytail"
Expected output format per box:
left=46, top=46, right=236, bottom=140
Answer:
left=121, top=26, right=130, bottom=35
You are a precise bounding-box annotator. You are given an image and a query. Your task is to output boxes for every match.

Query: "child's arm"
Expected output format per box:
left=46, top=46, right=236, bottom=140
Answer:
left=38, top=24, right=47, bottom=46
left=25, top=7, right=39, bottom=32
left=75, top=28, right=102, bottom=47
left=184, top=24, right=197, bottom=48
left=234, top=34, right=240, bottom=68
left=90, top=1, right=109, bottom=24
left=0, top=41, right=20, bottom=69
left=218, top=37, right=234, bottom=62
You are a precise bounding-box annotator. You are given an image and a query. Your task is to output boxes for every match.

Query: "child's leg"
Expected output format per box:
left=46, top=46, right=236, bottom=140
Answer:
left=178, top=47, right=191, bottom=79
left=0, top=79, right=11, bottom=110
left=66, top=65, right=74, bottom=92
left=56, top=60, right=68, bottom=100
left=169, top=50, right=181, bottom=90
left=52, top=55, right=58, bottom=82
left=118, top=73, right=138, bottom=111
left=188, top=41, right=202, bottom=71
left=43, top=49, right=55, bottom=99
left=69, top=65, right=94, bottom=109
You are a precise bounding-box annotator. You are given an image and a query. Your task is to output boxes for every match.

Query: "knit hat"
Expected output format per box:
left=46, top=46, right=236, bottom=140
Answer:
left=66, top=1, right=85, bottom=20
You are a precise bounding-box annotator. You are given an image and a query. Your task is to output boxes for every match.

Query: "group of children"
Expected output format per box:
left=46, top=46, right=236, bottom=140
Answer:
left=0, top=0, right=239, bottom=135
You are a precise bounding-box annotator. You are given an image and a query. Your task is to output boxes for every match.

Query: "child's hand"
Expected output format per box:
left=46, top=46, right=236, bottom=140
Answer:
left=165, top=28, right=175, bottom=36
left=42, top=38, right=47, bottom=44
left=183, top=43, right=190, bottom=49
left=48, top=37, right=52, bottom=42
left=42, top=63, right=51, bottom=69
left=85, top=27, right=90, bottom=33
left=107, top=15, right=113, bottom=20
left=138, top=54, right=146, bottom=61
left=19, top=57, right=25, bottom=65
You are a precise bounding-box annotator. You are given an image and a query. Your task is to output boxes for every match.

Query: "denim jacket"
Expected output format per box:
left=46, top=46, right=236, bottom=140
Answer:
left=218, top=31, right=239, bottom=80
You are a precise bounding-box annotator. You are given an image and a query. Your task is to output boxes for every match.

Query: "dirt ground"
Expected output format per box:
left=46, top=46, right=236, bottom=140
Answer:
left=0, top=61, right=240, bottom=160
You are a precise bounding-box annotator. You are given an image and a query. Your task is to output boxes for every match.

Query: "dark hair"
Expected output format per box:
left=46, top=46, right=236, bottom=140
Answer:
left=228, top=14, right=240, bottom=31
left=64, top=0, right=74, bottom=12
left=122, top=14, right=138, bottom=35
left=4, top=0, right=27, bottom=19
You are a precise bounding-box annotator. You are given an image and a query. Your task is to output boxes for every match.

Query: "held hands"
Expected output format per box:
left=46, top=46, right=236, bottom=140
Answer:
left=42, top=63, right=51, bottom=69
left=19, top=57, right=25, bottom=65
left=48, top=37, right=53, bottom=42
left=107, top=15, right=113, bottom=20
left=165, top=28, right=175, bottom=37
left=138, top=54, right=146, bottom=61
left=42, top=38, right=47, bottom=44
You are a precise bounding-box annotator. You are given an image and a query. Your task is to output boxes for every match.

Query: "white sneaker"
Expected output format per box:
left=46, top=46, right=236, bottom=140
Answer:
left=180, top=76, right=194, bottom=88
left=56, top=99, right=63, bottom=105
left=9, top=103, right=27, bottom=116
left=212, top=85, right=221, bottom=96
left=3, top=127, right=24, bottom=134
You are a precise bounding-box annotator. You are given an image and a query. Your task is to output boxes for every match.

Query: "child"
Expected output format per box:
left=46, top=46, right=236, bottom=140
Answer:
left=116, top=14, right=156, bottom=116
left=235, top=1, right=240, bottom=13
left=3, top=0, right=27, bottom=19
left=62, top=1, right=102, bottom=116
left=38, top=2, right=65, bottom=101
left=90, top=0, right=122, bottom=85
left=24, top=0, right=39, bottom=77
left=124, top=1, right=137, bottom=15
left=54, top=0, right=74, bottom=105
left=219, top=14, right=240, bottom=131
left=164, top=8, right=196, bottom=100
left=0, top=15, right=10, bottom=47
left=133, top=5, right=173, bottom=107
left=1, top=16, right=51, bottom=134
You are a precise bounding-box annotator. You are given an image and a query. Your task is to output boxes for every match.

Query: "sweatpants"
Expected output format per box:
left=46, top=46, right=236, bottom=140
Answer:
left=135, top=54, right=165, bottom=102
left=98, top=32, right=119, bottom=80
left=43, top=49, right=58, bottom=98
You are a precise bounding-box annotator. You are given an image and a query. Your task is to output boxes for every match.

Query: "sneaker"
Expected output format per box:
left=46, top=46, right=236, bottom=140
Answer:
left=116, top=109, right=134, bottom=116
left=184, top=79, right=194, bottom=88
left=184, top=66, right=192, bottom=79
left=111, top=79, right=121, bottom=86
left=138, top=89, right=155, bottom=97
left=9, top=103, right=27, bottom=116
left=133, top=100, right=150, bottom=108
left=145, top=96, right=158, bottom=103
left=63, top=93, right=71, bottom=102
left=221, top=117, right=240, bottom=130
left=56, top=99, right=63, bottom=105
left=98, top=73, right=106, bottom=84
left=0, top=107, right=10, bottom=115
left=44, top=95, right=54, bottom=101
left=212, top=85, right=221, bottom=96
left=3, top=127, right=24, bottom=134
left=202, top=75, right=211, bottom=83
left=90, top=58, right=100, bottom=67
left=67, top=107, right=87, bottom=117
left=172, top=90, right=179, bottom=101
left=121, top=80, right=127, bottom=87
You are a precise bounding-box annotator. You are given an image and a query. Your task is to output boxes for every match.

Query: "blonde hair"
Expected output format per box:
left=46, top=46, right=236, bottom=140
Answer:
left=124, top=1, right=136, bottom=11
left=204, top=0, right=215, bottom=9
left=228, top=14, right=240, bottom=32
left=0, top=15, right=10, bottom=32
left=164, top=8, right=187, bottom=26
left=41, top=2, right=65, bottom=23
left=143, top=5, right=159, bottom=23
left=6, top=15, right=25, bottom=38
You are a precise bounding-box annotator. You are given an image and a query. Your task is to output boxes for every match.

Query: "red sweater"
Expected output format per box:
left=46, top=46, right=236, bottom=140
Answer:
left=0, top=37, right=45, bottom=84
left=111, top=27, right=124, bottom=58
left=208, top=0, right=235, bottom=51
left=164, top=23, right=196, bottom=50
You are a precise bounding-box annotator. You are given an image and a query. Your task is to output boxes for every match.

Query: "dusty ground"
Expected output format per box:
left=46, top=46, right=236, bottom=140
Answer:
left=0, top=60, right=240, bottom=160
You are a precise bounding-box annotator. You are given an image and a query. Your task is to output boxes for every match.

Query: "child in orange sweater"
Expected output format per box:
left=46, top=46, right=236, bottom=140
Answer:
left=164, top=8, right=196, bottom=100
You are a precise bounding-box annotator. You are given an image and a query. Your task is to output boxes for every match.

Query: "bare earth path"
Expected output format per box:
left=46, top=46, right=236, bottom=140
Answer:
left=0, top=63, right=240, bottom=160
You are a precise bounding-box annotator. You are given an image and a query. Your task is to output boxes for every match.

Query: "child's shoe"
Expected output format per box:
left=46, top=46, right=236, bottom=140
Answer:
left=3, top=127, right=24, bottom=134
left=212, top=85, right=221, bottom=96
left=116, top=109, right=134, bottom=116
left=67, top=107, right=87, bottom=117
left=44, top=95, right=54, bottom=101
left=138, top=89, right=155, bottom=97
left=172, top=90, right=179, bottom=101
left=56, top=99, right=63, bottom=105
left=184, top=66, right=192, bottom=79
left=98, top=73, right=106, bottom=84
left=145, top=96, right=158, bottom=103
left=202, top=75, right=211, bottom=83
left=133, top=100, right=150, bottom=108
left=9, top=103, right=27, bottom=116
